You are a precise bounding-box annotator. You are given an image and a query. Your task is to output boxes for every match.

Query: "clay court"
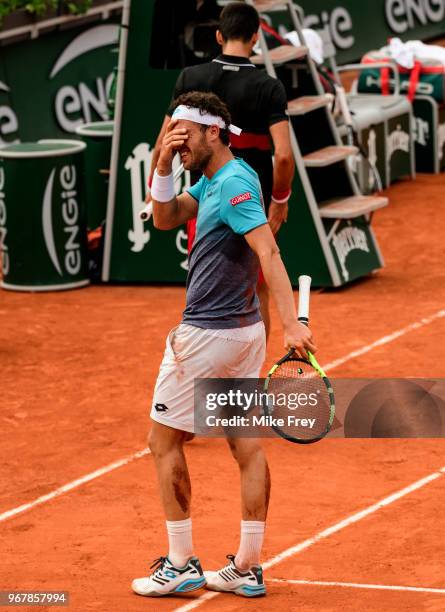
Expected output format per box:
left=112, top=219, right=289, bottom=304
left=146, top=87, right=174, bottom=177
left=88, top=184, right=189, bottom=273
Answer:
left=1, top=171, right=444, bottom=612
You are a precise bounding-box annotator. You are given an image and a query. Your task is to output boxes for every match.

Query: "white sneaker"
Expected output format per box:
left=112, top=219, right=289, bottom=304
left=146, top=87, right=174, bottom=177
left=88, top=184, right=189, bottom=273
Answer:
left=204, top=554, right=266, bottom=597
left=132, top=556, right=206, bottom=597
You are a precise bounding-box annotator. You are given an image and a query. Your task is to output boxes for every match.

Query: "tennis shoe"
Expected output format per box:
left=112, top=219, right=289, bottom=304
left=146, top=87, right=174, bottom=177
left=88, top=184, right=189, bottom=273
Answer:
left=132, top=556, right=206, bottom=597
left=204, top=554, right=266, bottom=597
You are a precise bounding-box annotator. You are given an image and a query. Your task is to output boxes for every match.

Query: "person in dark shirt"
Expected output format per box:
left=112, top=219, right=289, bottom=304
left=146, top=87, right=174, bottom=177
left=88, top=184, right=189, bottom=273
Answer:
left=149, top=0, right=221, bottom=69
left=147, top=2, right=294, bottom=337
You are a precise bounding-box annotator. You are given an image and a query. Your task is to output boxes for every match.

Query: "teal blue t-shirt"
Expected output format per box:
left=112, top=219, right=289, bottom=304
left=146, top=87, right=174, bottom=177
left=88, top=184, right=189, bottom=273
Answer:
left=183, top=158, right=267, bottom=329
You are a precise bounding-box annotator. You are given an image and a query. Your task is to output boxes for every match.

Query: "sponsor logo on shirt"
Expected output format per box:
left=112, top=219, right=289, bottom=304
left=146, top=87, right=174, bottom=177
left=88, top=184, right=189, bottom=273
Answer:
left=230, top=192, right=252, bottom=206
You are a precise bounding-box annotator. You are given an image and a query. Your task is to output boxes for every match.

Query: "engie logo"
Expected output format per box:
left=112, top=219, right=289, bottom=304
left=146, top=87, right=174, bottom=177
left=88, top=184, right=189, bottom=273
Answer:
left=303, top=7, right=354, bottom=50
left=385, top=0, right=445, bottom=34
left=0, top=80, right=19, bottom=144
left=43, top=165, right=82, bottom=276
left=231, top=192, right=252, bottom=206
left=50, top=25, right=119, bottom=133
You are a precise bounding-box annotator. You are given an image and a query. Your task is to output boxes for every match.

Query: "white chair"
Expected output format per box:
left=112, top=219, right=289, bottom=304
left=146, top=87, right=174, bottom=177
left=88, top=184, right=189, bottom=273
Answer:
left=318, top=26, right=415, bottom=190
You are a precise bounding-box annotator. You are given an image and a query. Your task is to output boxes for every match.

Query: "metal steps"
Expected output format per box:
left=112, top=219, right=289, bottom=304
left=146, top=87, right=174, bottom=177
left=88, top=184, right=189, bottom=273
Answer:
left=245, top=0, right=388, bottom=286
left=287, top=95, right=334, bottom=116
left=319, top=195, right=388, bottom=219
left=303, top=145, right=358, bottom=167
left=251, top=45, right=307, bottom=66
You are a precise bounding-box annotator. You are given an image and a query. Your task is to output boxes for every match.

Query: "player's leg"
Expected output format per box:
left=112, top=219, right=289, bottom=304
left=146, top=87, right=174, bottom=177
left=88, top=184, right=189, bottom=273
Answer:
left=132, top=326, right=209, bottom=597
left=204, top=438, right=269, bottom=597
left=132, top=422, right=205, bottom=597
left=133, top=323, right=251, bottom=597
left=230, top=439, right=271, bottom=524
left=204, top=326, right=268, bottom=597
left=148, top=421, right=191, bottom=523
left=229, top=437, right=270, bottom=566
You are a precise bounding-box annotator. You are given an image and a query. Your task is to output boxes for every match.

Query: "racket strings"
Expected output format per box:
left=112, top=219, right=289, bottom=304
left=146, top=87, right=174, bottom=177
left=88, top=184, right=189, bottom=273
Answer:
left=274, top=361, right=317, bottom=379
left=266, top=360, right=332, bottom=440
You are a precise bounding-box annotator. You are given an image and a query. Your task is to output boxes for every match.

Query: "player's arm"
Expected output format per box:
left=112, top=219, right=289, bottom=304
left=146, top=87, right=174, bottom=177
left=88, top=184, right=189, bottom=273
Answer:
left=151, top=119, right=198, bottom=230
left=268, top=81, right=295, bottom=235
left=145, top=115, right=171, bottom=203
left=146, top=70, right=186, bottom=202
left=221, top=176, right=313, bottom=355
left=244, top=224, right=315, bottom=356
left=152, top=192, right=198, bottom=230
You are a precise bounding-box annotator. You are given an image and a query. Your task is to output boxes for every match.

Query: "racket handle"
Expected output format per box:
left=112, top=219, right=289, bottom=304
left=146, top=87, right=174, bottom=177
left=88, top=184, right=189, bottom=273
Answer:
left=298, top=275, right=312, bottom=324
left=139, top=202, right=153, bottom=221
left=174, top=163, right=185, bottom=180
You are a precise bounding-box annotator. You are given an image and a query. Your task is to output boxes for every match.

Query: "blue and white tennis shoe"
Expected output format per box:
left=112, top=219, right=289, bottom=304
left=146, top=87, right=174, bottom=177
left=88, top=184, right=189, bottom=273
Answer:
left=204, top=554, right=266, bottom=597
left=132, top=556, right=206, bottom=597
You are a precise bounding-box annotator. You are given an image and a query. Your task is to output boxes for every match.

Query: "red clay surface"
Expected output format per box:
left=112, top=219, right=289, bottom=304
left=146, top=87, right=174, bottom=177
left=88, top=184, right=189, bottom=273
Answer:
left=1, top=173, right=444, bottom=611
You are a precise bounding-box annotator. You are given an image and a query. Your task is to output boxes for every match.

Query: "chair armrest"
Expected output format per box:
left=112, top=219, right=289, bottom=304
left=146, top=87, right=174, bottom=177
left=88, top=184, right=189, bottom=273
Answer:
left=337, top=61, right=400, bottom=96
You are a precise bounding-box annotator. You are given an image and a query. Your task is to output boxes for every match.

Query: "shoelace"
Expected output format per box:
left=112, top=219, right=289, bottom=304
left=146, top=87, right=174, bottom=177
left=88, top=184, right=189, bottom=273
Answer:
left=224, top=554, right=238, bottom=571
left=219, top=555, right=239, bottom=577
left=221, top=555, right=251, bottom=578
left=149, top=556, right=169, bottom=578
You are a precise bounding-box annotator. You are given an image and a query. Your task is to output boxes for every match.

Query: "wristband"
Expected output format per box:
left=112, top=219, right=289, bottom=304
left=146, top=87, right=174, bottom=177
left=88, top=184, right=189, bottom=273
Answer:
left=151, top=169, right=175, bottom=202
left=147, top=175, right=153, bottom=189
left=272, top=188, right=291, bottom=204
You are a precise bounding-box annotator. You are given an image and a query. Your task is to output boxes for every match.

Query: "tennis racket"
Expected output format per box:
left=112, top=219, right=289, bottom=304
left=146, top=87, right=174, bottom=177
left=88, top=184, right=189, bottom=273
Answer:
left=263, top=275, right=335, bottom=444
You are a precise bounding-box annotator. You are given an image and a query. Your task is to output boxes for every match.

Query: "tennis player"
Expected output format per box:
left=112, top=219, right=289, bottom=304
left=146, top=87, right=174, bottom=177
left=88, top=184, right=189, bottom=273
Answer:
left=132, top=91, right=315, bottom=598
left=147, top=1, right=295, bottom=338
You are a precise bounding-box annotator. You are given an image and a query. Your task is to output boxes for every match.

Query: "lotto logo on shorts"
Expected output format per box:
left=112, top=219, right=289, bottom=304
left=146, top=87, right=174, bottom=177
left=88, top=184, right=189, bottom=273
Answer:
left=230, top=192, right=252, bottom=206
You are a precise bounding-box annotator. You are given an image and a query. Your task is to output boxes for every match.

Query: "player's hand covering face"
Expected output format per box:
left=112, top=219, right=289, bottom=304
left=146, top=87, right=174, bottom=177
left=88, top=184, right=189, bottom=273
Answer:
left=158, top=118, right=188, bottom=169
left=160, top=119, right=212, bottom=172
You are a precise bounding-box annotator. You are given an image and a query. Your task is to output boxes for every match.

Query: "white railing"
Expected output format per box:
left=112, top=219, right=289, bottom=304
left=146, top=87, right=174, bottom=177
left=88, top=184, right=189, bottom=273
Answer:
left=0, top=1, right=123, bottom=41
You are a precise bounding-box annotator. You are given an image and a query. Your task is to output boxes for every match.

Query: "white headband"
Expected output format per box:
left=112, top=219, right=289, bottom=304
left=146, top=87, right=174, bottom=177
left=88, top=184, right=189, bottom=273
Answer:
left=172, top=104, right=242, bottom=136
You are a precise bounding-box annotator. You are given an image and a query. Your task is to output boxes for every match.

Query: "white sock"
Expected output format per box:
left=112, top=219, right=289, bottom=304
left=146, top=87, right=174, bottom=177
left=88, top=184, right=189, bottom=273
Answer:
left=166, top=518, right=193, bottom=568
left=235, top=520, right=265, bottom=570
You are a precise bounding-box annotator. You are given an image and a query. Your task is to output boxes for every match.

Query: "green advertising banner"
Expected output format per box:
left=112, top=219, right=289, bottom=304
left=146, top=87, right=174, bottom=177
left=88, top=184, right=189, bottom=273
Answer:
left=103, top=0, right=190, bottom=283
left=0, top=140, right=89, bottom=292
left=103, top=0, right=445, bottom=284
left=0, top=20, right=119, bottom=144
left=2, top=0, right=444, bottom=146
left=283, top=0, right=445, bottom=62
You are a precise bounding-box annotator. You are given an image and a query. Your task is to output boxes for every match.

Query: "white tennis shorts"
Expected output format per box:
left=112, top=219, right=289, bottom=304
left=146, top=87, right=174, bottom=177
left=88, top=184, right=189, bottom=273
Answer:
left=150, top=321, right=266, bottom=433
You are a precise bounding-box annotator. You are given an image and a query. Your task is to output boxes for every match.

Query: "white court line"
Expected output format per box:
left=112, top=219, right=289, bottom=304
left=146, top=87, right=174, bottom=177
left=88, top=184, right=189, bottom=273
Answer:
left=322, top=309, right=445, bottom=372
left=173, top=467, right=445, bottom=611
left=0, top=448, right=150, bottom=523
left=268, top=578, right=445, bottom=594
left=0, top=308, right=443, bottom=525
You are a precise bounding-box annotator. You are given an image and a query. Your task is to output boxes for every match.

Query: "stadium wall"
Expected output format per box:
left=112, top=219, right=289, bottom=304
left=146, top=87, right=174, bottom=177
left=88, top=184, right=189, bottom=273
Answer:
left=1, top=1, right=444, bottom=143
